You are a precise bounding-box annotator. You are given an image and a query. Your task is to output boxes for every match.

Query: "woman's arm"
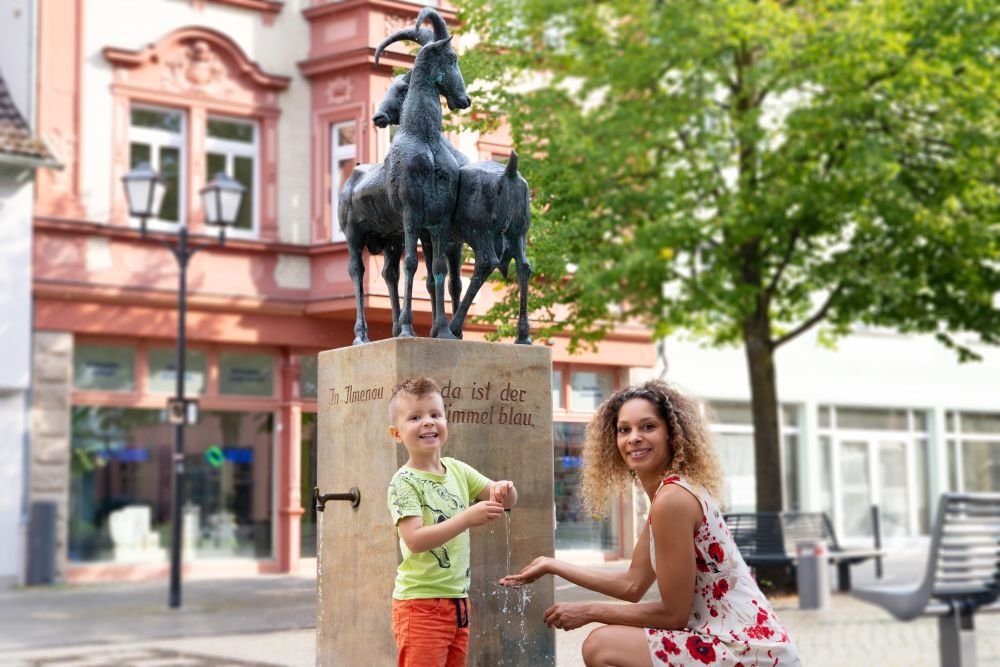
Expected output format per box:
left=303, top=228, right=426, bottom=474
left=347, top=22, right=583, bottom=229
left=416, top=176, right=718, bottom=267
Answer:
left=500, top=523, right=657, bottom=602
left=542, top=486, right=703, bottom=631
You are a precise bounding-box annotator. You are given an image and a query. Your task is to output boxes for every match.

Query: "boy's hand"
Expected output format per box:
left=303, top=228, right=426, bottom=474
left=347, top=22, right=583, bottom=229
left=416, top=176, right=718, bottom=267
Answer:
left=464, top=500, right=504, bottom=527
left=490, top=480, right=515, bottom=506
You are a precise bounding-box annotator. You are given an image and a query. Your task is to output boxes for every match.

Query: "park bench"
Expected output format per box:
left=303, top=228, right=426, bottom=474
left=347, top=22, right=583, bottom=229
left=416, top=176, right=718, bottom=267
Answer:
left=723, top=511, right=883, bottom=591
left=852, top=492, right=1000, bottom=667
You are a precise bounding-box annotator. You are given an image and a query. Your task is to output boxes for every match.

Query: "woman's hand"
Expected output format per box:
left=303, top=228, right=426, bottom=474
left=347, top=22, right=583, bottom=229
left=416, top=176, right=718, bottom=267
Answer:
left=498, top=556, right=552, bottom=587
left=543, top=602, right=591, bottom=631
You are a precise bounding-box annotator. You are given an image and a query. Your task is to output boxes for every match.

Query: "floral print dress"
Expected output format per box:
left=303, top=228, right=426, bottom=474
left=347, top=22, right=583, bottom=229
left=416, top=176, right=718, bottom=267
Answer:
left=645, top=476, right=800, bottom=666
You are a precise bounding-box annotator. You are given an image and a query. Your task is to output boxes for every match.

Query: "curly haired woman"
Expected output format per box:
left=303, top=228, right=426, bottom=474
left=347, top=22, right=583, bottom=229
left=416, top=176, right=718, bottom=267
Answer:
left=501, top=381, right=800, bottom=666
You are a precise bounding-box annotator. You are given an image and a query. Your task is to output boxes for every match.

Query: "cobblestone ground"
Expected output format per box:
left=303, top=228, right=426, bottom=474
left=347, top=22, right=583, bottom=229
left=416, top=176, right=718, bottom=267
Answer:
left=6, top=566, right=1000, bottom=666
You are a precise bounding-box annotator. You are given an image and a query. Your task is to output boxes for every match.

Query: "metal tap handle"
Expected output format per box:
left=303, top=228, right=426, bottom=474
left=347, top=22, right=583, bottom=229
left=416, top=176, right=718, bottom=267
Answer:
left=313, top=486, right=361, bottom=511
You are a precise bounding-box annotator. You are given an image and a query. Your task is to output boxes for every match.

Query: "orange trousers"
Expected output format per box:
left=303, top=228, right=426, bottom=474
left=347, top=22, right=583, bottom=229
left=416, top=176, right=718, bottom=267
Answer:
left=392, top=597, right=470, bottom=667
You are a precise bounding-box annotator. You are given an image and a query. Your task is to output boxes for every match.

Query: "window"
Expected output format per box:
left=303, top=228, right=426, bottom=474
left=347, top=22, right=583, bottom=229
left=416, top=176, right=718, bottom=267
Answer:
left=206, top=117, right=258, bottom=236
left=299, top=354, right=318, bottom=400
left=219, top=352, right=275, bottom=397
left=74, top=345, right=136, bottom=392
left=147, top=349, right=207, bottom=395
left=330, top=121, right=357, bottom=242
left=129, top=106, right=185, bottom=228
left=554, top=422, right=618, bottom=551
left=707, top=400, right=801, bottom=511
left=569, top=370, right=613, bottom=411
left=68, top=406, right=274, bottom=563
left=551, top=369, right=564, bottom=410
left=947, top=411, right=1000, bottom=493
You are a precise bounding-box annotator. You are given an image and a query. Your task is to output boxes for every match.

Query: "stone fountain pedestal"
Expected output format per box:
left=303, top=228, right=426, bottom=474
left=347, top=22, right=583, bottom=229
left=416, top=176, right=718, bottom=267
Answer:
left=316, top=337, right=556, bottom=666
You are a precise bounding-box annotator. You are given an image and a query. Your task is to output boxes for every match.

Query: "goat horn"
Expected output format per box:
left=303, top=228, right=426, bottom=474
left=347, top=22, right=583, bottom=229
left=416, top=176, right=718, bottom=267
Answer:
left=415, top=7, right=450, bottom=41
left=375, top=28, right=423, bottom=67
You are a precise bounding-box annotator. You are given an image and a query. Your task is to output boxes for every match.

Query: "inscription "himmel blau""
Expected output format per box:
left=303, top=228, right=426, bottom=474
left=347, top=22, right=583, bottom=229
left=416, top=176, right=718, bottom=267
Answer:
left=330, top=384, right=384, bottom=405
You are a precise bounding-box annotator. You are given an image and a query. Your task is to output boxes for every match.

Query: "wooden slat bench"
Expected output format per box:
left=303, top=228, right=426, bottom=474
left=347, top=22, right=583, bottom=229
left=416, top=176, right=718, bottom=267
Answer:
left=852, top=492, right=1000, bottom=667
left=724, top=511, right=883, bottom=592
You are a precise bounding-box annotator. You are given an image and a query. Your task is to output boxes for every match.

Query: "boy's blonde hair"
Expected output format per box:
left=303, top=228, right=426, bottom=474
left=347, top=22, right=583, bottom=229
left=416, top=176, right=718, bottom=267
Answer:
left=580, top=380, right=723, bottom=517
left=388, top=376, right=442, bottom=422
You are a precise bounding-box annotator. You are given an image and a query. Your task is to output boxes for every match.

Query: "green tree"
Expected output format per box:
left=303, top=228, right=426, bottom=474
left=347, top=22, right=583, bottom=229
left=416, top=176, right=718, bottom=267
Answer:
left=459, top=0, right=1000, bottom=511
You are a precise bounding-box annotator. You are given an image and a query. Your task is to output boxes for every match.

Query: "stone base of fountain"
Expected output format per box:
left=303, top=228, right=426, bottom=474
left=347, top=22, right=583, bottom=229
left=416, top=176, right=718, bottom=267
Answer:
left=316, top=337, right=556, bottom=666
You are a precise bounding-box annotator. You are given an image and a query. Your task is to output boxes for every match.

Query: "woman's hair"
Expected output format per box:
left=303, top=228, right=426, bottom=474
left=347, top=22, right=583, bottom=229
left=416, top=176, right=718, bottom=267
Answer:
left=580, top=380, right=723, bottom=517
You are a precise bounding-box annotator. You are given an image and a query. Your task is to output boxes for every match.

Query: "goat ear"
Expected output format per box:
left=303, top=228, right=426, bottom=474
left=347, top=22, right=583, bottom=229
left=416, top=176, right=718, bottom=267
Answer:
left=429, top=35, right=454, bottom=50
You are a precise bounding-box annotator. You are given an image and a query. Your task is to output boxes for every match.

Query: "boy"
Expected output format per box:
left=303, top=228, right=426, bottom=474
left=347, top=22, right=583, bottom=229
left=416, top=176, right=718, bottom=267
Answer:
left=387, top=376, right=518, bottom=667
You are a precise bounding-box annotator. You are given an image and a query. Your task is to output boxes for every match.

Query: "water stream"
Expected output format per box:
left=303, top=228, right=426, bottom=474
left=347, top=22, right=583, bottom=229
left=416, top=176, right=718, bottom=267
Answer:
left=490, top=511, right=534, bottom=666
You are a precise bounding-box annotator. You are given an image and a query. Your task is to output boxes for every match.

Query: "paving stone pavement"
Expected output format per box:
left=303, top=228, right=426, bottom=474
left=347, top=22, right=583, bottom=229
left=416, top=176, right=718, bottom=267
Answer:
left=5, top=560, right=1000, bottom=666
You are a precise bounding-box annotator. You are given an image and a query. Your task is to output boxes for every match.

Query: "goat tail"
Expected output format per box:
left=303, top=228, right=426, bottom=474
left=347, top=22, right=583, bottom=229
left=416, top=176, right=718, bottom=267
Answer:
left=504, top=150, right=518, bottom=179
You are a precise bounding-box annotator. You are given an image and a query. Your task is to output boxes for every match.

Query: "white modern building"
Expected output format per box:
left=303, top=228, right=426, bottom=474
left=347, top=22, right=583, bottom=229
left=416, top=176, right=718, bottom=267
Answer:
left=656, top=327, right=1000, bottom=548
left=0, top=0, right=58, bottom=588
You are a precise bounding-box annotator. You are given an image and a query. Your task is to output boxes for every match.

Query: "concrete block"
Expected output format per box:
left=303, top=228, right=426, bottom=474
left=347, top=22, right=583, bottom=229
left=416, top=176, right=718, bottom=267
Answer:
left=316, top=338, right=555, bottom=666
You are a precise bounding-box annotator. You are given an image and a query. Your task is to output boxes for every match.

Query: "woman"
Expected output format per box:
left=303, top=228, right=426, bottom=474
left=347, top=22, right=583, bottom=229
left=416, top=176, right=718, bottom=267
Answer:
left=501, top=381, right=800, bottom=666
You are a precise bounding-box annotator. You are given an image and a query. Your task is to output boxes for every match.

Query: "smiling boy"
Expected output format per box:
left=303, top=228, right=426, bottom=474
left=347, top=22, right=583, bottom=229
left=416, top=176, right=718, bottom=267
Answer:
left=386, top=376, right=518, bottom=667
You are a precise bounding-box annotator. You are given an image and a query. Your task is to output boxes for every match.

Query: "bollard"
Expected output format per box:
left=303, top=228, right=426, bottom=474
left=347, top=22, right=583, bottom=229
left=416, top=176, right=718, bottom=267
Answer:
left=796, top=539, right=830, bottom=610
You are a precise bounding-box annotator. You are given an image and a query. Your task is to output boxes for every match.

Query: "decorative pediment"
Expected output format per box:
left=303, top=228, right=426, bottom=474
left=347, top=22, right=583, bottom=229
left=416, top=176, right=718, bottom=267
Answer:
left=103, top=27, right=289, bottom=107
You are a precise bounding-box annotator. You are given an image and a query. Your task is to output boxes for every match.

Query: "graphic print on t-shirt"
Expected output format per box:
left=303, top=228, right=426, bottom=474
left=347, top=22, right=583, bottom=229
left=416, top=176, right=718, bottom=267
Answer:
left=390, top=470, right=468, bottom=569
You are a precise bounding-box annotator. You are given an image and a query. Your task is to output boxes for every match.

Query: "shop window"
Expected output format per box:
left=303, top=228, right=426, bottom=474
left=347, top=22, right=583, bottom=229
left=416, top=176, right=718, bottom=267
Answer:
left=219, top=352, right=274, bottom=397
left=551, top=369, right=563, bottom=410
left=299, top=354, right=318, bottom=400
left=553, top=422, right=618, bottom=551
left=68, top=406, right=274, bottom=563
left=206, top=117, right=258, bottom=236
left=129, top=106, right=185, bottom=228
left=569, top=370, right=613, bottom=411
left=299, top=411, right=318, bottom=557
left=330, top=121, right=357, bottom=242
left=74, top=344, right=135, bottom=392
left=147, top=348, right=207, bottom=395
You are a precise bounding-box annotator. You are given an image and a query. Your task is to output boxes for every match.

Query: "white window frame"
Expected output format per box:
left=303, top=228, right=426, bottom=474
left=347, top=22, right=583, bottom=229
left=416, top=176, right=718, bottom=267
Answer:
left=330, top=120, right=357, bottom=242
left=129, top=104, right=186, bottom=232
left=205, top=115, right=260, bottom=240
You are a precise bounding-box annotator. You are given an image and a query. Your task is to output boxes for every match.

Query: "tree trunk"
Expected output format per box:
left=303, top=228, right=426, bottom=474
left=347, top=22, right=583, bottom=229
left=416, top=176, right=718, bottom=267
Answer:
left=742, top=312, right=783, bottom=513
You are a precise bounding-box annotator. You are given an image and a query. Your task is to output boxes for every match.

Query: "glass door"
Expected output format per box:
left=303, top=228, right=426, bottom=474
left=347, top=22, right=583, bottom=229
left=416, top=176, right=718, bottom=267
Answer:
left=839, top=440, right=873, bottom=538
left=835, top=435, right=914, bottom=540
left=876, top=440, right=910, bottom=538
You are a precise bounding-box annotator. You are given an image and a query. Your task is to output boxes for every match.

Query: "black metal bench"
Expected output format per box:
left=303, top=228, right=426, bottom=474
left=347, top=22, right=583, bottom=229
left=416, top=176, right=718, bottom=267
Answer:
left=852, top=493, right=1000, bottom=667
left=724, top=511, right=882, bottom=591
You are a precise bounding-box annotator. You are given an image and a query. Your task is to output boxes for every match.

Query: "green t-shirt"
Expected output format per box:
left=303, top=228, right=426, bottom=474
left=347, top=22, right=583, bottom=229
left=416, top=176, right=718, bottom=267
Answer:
left=387, top=457, right=490, bottom=600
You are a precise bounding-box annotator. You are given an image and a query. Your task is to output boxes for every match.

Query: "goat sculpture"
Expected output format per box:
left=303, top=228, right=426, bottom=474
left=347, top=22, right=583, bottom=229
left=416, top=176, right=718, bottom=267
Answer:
left=379, top=7, right=470, bottom=340
left=339, top=18, right=464, bottom=345
left=341, top=8, right=532, bottom=345
left=375, top=69, right=533, bottom=344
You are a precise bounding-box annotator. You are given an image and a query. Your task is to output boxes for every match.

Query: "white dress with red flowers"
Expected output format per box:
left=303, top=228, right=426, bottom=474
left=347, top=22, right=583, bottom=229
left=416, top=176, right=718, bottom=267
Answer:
left=645, top=476, right=800, bottom=666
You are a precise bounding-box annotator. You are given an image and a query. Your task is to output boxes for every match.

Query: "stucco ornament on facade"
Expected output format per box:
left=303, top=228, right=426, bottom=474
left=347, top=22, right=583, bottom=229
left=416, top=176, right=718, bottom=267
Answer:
left=324, top=77, right=353, bottom=106
left=163, top=40, right=232, bottom=98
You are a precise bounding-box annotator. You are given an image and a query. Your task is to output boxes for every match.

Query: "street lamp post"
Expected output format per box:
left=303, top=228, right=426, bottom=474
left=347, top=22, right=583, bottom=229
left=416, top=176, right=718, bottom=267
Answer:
left=121, top=164, right=245, bottom=609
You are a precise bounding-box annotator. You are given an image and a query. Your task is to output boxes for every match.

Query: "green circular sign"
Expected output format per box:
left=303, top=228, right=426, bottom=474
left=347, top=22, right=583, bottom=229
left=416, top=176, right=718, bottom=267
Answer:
left=205, top=445, right=225, bottom=468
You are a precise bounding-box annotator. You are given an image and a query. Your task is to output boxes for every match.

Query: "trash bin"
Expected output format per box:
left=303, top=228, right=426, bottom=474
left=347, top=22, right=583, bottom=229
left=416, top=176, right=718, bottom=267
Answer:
left=26, top=501, right=58, bottom=586
left=796, top=539, right=829, bottom=610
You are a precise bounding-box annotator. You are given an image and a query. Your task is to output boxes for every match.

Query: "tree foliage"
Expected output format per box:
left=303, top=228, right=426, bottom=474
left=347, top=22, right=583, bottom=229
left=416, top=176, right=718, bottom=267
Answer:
left=460, top=0, right=1000, bottom=351
left=458, top=0, right=1000, bottom=511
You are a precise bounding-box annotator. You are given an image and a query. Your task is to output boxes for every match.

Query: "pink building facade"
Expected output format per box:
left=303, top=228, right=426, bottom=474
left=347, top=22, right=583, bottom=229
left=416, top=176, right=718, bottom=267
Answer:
left=25, top=0, right=654, bottom=584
